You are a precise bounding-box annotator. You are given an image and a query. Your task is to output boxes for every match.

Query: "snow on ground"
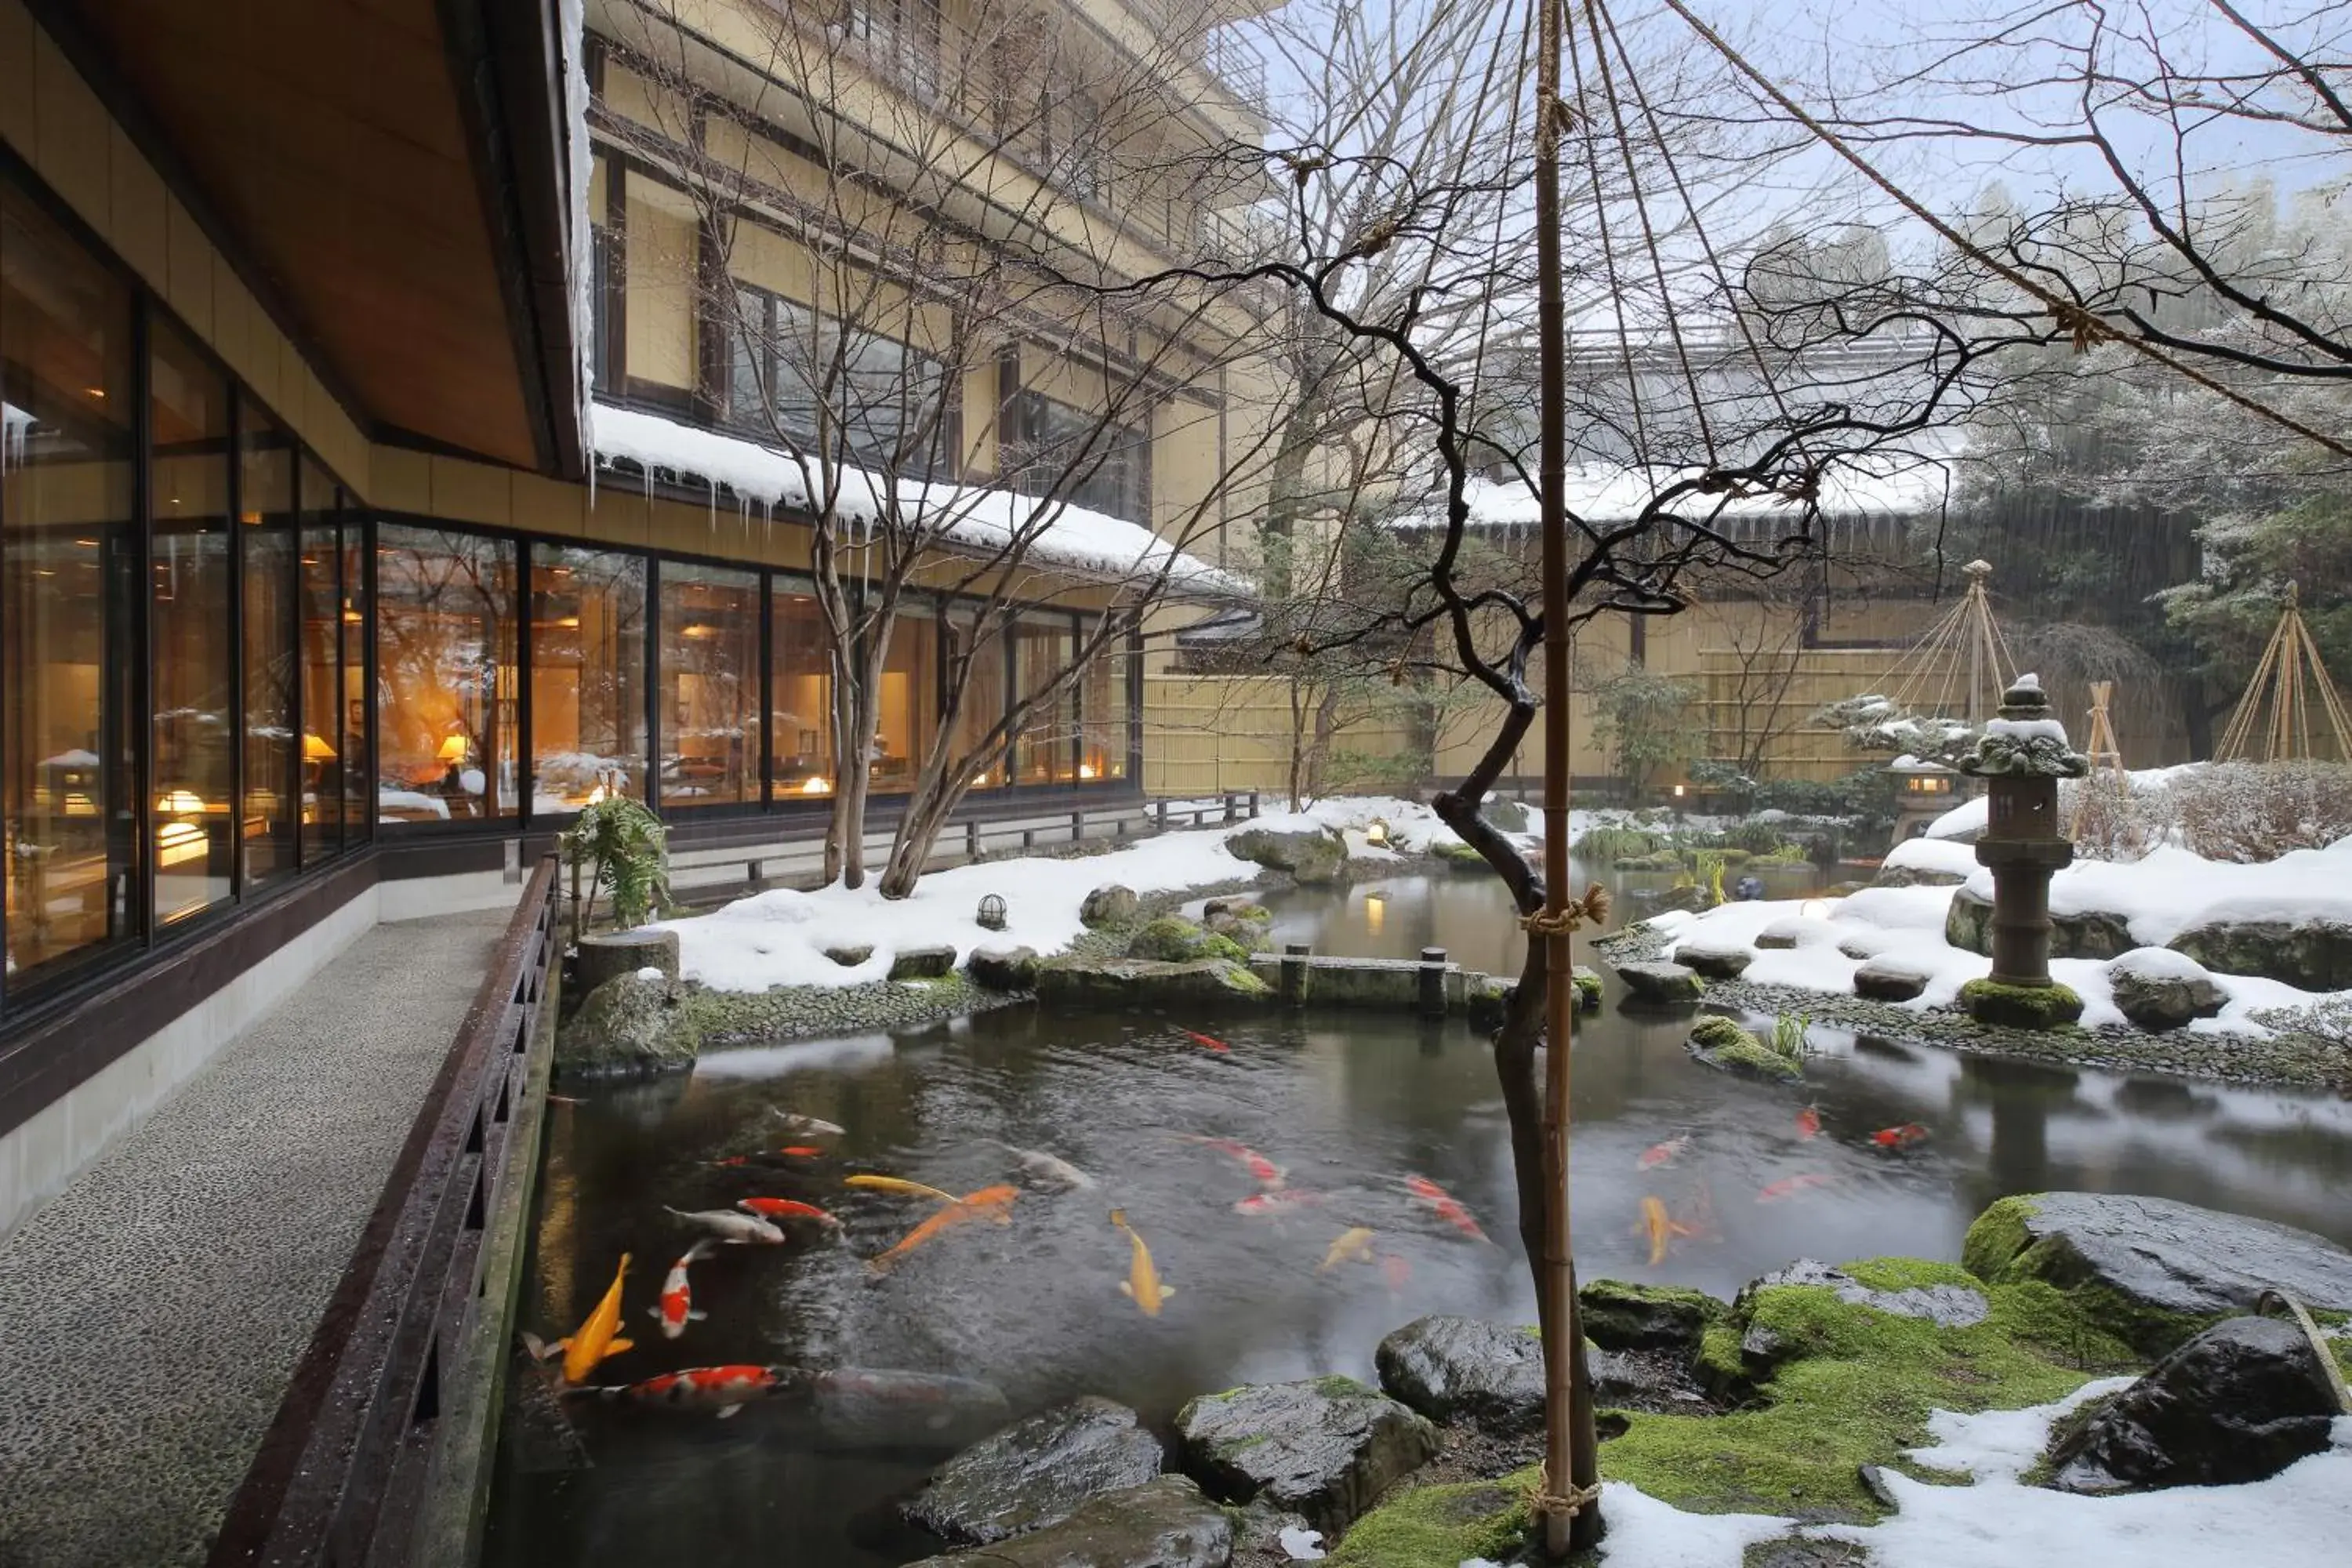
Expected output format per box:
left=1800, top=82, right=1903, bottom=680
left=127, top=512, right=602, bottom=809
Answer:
left=1964, top=837, right=2352, bottom=949
left=1462, top=1386, right=2352, bottom=1568
left=658, top=826, right=1266, bottom=991
left=1882, top=835, right=1980, bottom=879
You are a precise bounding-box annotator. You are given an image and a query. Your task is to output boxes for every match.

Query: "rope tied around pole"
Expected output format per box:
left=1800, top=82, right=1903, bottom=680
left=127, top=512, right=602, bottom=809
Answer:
left=2052, top=301, right=2114, bottom=354
left=1523, top=884, right=1612, bottom=936
left=2256, top=1288, right=2352, bottom=1415
left=1528, top=1464, right=1606, bottom=1518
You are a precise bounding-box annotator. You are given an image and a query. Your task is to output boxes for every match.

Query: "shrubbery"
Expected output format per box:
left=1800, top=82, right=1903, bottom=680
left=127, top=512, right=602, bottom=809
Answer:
left=2060, top=760, right=2352, bottom=864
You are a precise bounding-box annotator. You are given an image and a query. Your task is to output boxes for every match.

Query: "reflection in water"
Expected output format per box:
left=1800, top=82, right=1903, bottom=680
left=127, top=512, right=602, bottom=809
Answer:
left=488, top=874, right=2352, bottom=1566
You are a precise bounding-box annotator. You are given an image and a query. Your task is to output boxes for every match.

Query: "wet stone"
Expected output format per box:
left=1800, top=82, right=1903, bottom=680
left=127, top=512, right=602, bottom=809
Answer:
left=1613, top=960, right=1704, bottom=1005
left=1374, top=1316, right=1543, bottom=1437
left=1226, top=826, right=1349, bottom=886
left=1738, top=1258, right=1987, bottom=1328
left=890, top=945, right=959, bottom=981
left=966, top=946, right=1040, bottom=993
left=898, top=1474, right=1231, bottom=1568
left=823, top=943, right=874, bottom=967
left=555, top=971, right=701, bottom=1079
left=2049, top=1316, right=2340, bottom=1494
left=1676, top=942, right=1754, bottom=980
left=1080, top=884, right=1142, bottom=927
left=1852, top=958, right=1930, bottom=1003
left=900, top=1396, right=1164, bottom=1547
left=1176, top=1376, right=1439, bottom=1535
left=1966, top=1192, right=2352, bottom=1331
left=1578, top=1278, right=1720, bottom=1359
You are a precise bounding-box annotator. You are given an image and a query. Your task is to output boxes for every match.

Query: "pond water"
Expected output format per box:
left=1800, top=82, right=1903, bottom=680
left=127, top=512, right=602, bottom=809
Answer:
left=486, top=871, right=2352, bottom=1567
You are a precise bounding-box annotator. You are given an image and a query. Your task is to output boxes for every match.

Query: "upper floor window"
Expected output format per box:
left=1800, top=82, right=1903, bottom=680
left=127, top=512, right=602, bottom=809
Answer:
left=724, top=283, right=954, bottom=480
left=1004, top=390, right=1149, bottom=523
left=838, top=0, right=944, bottom=101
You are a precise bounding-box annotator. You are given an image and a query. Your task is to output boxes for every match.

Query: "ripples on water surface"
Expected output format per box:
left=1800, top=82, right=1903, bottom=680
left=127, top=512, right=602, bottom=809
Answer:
left=487, top=874, right=2352, bottom=1566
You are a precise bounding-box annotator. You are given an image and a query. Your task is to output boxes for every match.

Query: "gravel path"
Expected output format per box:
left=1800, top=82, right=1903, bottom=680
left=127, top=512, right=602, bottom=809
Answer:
left=0, top=907, right=512, bottom=1568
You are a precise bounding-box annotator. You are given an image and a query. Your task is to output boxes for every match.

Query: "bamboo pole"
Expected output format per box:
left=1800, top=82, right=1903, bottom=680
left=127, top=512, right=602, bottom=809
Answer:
left=1534, top=0, right=1600, bottom=1552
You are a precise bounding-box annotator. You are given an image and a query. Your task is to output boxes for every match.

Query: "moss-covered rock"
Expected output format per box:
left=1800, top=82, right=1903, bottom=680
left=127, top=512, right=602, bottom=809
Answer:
left=1686, top=1016, right=1802, bottom=1083
left=1959, top=978, right=2085, bottom=1029
left=1431, top=839, right=1488, bottom=870
left=1035, top=956, right=1273, bottom=1011
left=1962, top=1191, right=2352, bottom=1356
left=1614, top=960, right=1705, bottom=1006
left=1227, top=825, right=1350, bottom=886
left=1579, top=1278, right=1726, bottom=1358
left=1127, top=916, right=1249, bottom=964
left=1598, top=1256, right=2139, bottom=1519
left=966, top=946, right=1040, bottom=993
left=557, top=971, right=702, bottom=1079
left=2169, top=915, right=2352, bottom=991
left=1571, top=965, right=1603, bottom=1009
left=1321, top=1472, right=1531, bottom=1567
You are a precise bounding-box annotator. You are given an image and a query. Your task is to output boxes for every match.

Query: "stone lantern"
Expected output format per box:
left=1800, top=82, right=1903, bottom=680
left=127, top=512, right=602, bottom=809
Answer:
left=1957, top=674, right=2089, bottom=1029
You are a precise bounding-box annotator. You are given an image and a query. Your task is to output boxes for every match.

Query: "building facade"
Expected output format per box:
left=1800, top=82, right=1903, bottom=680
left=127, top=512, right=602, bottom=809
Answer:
left=0, top=0, right=1271, bottom=1230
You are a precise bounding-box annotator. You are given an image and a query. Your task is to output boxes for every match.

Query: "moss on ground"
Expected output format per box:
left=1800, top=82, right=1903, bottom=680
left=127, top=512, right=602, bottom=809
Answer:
left=1688, top=1015, right=1803, bottom=1082
left=1127, top=915, right=1249, bottom=964
left=1323, top=1471, right=1534, bottom=1567
left=1690, top=1014, right=1751, bottom=1051
left=1595, top=1261, right=2139, bottom=1520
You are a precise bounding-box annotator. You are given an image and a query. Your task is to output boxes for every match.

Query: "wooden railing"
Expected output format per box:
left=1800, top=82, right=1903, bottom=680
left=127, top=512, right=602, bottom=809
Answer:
left=208, top=857, right=561, bottom=1568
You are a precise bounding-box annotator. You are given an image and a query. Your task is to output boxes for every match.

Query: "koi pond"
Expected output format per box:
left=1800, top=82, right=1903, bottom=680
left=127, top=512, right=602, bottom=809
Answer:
left=485, top=871, right=2352, bottom=1566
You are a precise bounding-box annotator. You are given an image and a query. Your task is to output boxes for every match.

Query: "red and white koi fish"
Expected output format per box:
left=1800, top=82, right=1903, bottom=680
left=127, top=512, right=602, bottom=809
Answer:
left=1178, top=1028, right=1230, bottom=1054
left=1405, top=1175, right=1490, bottom=1243
left=648, top=1241, right=713, bottom=1339
left=737, top=1196, right=841, bottom=1229
left=1186, top=1136, right=1285, bottom=1189
left=591, top=1364, right=789, bottom=1418
left=1795, top=1105, right=1822, bottom=1141
left=1233, top=1189, right=1322, bottom=1218
left=1638, top=1134, right=1690, bottom=1170
left=665, top=1205, right=785, bottom=1246
left=1755, top=1173, right=1836, bottom=1203
left=1871, top=1123, right=1929, bottom=1150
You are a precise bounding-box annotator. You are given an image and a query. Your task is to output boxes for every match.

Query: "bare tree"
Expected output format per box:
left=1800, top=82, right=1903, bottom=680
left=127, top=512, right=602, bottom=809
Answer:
left=595, top=0, right=1278, bottom=892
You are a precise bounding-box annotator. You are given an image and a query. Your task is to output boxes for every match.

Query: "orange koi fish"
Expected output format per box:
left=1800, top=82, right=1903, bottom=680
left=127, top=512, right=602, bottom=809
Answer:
left=1233, top=1189, right=1322, bottom=1218
left=738, top=1196, right=841, bottom=1229
left=1756, top=1172, right=1836, bottom=1203
left=597, top=1363, right=787, bottom=1418
left=867, top=1185, right=1019, bottom=1275
left=1112, top=1208, right=1174, bottom=1316
left=1405, top=1175, right=1490, bottom=1243
left=1871, top=1123, right=1929, bottom=1150
left=1638, top=1134, right=1690, bottom=1170
left=1795, top=1105, right=1821, bottom=1141
left=843, top=1174, right=960, bottom=1204
left=1187, top=1136, right=1285, bottom=1189
left=1637, top=1196, right=1698, bottom=1266
left=1381, top=1253, right=1414, bottom=1294
left=648, top=1241, right=712, bottom=1340
left=779, top=1145, right=826, bottom=1158
left=522, top=1253, right=634, bottom=1385
left=1178, top=1028, right=1230, bottom=1054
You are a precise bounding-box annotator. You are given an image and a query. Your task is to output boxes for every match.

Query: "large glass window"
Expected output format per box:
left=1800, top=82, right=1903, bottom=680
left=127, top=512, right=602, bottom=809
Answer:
left=873, top=610, right=933, bottom=793
left=150, top=319, right=234, bottom=927
left=948, top=607, right=1007, bottom=789
left=531, top=544, right=648, bottom=811
left=725, top=284, right=951, bottom=477
left=298, top=458, right=345, bottom=861
left=340, top=521, right=369, bottom=840
left=241, top=408, right=296, bottom=887
left=376, top=524, right=517, bottom=822
left=659, top=562, right=760, bottom=808
left=1013, top=612, right=1075, bottom=784
left=771, top=583, right=835, bottom=800
left=1004, top=391, right=1149, bottom=521
left=1081, top=632, right=1133, bottom=782
left=2, top=181, right=140, bottom=984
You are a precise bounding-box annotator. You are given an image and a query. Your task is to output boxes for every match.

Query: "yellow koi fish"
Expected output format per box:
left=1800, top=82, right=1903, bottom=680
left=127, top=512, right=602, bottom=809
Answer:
left=844, top=1174, right=961, bottom=1205
left=867, top=1185, right=1018, bottom=1275
left=1638, top=1197, right=1698, bottom=1267
left=524, top=1253, right=634, bottom=1385
left=1319, top=1226, right=1377, bottom=1273
left=1112, top=1208, right=1174, bottom=1316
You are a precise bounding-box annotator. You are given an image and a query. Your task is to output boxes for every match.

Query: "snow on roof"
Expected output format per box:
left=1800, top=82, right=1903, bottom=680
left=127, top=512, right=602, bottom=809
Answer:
left=1388, top=442, right=1957, bottom=535
left=590, top=402, right=1248, bottom=597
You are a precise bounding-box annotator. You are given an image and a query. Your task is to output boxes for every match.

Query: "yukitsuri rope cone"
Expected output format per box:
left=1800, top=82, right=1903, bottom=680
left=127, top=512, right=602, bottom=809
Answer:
left=2215, top=584, right=2352, bottom=764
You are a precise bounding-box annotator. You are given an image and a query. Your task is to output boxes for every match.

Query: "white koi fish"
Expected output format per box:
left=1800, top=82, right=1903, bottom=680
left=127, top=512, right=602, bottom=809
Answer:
left=665, top=1205, right=785, bottom=1246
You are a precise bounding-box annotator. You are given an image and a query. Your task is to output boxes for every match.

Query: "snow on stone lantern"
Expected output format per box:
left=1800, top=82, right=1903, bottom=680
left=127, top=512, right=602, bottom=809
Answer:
left=1956, top=673, right=2089, bottom=1029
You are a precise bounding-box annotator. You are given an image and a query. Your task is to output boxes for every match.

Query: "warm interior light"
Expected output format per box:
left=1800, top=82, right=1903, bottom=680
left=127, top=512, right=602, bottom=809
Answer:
left=303, top=732, right=338, bottom=762
left=584, top=782, right=609, bottom=806
left=1077, top=762, right=1098, bottom=780
left=680, top=622, right=717, bottom=639
left=343, top=599, right=362, bottom=624
left=157, top=819, right=206, bottom=865
left=1672, top=783, right=1687, bottom=798
left=1364, top=892, right=1386, bottom=935
left=73, top=538, right=96, bottom=548
left=85, top=387, right=105, bottom=400
left=436, top=735, right=469, bottom=764
left=1366, top=819, right=1390, bottom=846
left=241, top=510, right=262, bottom=525
left=556, top=615, right=581, bottom=629
left=800, top=775, right=833, bottom=795
left=156, top=788, right=207, bottom=815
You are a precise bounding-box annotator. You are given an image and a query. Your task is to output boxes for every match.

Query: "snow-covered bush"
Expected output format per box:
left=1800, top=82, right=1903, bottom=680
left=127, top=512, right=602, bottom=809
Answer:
left=2059, top=771, right=2175, bottom=862
left=1813, top=694, right=1976, bottom=765
left=2169, top=761, right=2352, bottom=863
